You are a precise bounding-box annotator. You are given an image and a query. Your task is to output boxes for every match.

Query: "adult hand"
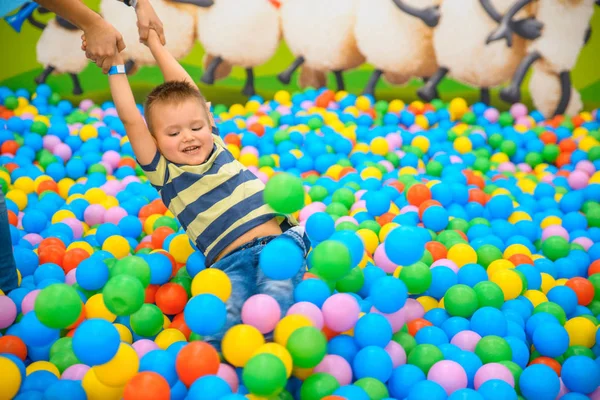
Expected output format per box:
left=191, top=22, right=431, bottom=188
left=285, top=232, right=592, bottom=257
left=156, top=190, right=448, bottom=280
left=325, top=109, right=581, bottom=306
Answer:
left=135, top=0, right=166, bottom=45
left=83, top=17, right=126, bottom=73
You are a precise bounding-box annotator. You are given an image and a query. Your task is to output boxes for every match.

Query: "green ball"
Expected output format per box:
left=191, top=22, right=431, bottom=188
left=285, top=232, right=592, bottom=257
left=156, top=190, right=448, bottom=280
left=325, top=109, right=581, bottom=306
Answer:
left=310, top=240, right=352, bottom=282
left=475, top=336, right=512, bottom=364
left=102, top=275, right=145, bottom=316
left=37, top=150, right=57, bottom=170
left=525, top=152, right=543, bottom=168
left=393, top=331, right=417, bottom=355
left=426, top=160, right=444, bottom=177
left=498, top=360, right=522, bottom=393
left=189, top=332, right=203, bottom=341
left=50, top=337, right=73, bottom=359
left=489, top=133, right=503, bottom=149
left=332, top=188, right=356, bottom=210
left=300, top=373, right=340, bottom=400
left=286, top=326, right=327, bottom=368
left=533, top=302, right=566, bottom=325
left=153, top=216, right=178, bottom=232
left=542, top=144, right=560, bottom=163
left=358, top=220, right=381, bottom=236
left=473, top=157, right=491, bottom=173
left=309, top=185, right=328, bottom=202
left=586, top=206, right=600, bottom=228
left=336, top=221, right=359, bottom=232
left=437, top=231, right=463, bottom=247
left=447, top=218, right=470, bottom=233
left=110, top=256, right=151, bottom=287
left=88, top=163, right=107, bottom=175
left=354, top=377, right=389, bottom=400
left=325, top=202, right=349, bottom=217
left=273, top=130, right=290, bottom=144
left=336, top=266, right=365, bottom=293
left=420, top=250, right=434, bottom=267
left=308, top=117, right=323, bottom=130
left=474, top=281, right=504, bottom=309
left=258, top=155, right=276, bottom=168
left=541, top=236, right=570, bottom=261
left=563, top=345, right=595, bottom=360
left=444, top=284, right=479, bottom=318
left=476, top=244, right=503, bottom=268
left=130, top=304, right=164, bottom=337
left=462, top=111, right=477, bottom=125
left=498, top=112, right=514, bottom=127
left=264, top=172, right=305, bottom=214
left=4, top=96, right=18, bottom=110
left=385, top=152, right=400, bottom=168
left=34, top=284, right=82, bottom=329
left=500, top=141, right=517, bottom=157
left=170, top=276, right=192, bottom=298
left=242, top=353, right=288, bottom=397
left=407, top=344, right=444, bottom=374
left=30, top=121, right=48, bottom=135
left=399, top=262, right=432, bottom=294
left=588, top=146, right=600, bottom=162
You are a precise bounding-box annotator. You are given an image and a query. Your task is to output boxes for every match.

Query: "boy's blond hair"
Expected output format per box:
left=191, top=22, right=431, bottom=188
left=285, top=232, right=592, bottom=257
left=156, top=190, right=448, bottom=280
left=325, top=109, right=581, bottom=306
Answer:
left=144, top=80, right=210, bottom=134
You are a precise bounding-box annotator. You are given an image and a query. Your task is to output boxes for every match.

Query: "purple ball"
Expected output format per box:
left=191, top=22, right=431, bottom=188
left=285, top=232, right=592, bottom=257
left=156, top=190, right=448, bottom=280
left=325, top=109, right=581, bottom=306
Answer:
left=428, top=360, right=468, bottom=395
left=104, top=206, right=128, bottom=225
left=61, top=364, right=90, bottom=380
left=542, top=226, right=569, bottom=242
left=84, top=204, right=106, bottom=226
left=510, top=103, right=528, bottom=118
left=451, top=330, right=482, bottom=352
left=132, top=339, right=159, bottom=358
left=474, top=363, right=514, bottom=389
left=53, top=143, right=72, bottom=161
left=568, top=170, right=589, bottom=190
left=43, top=135, right=61, bottom=152
left=0, top=296, right=17, bottom=329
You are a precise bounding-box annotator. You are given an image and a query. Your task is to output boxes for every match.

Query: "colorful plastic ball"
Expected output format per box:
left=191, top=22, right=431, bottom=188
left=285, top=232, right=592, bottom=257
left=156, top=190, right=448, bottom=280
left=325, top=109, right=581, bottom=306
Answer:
left=532, top=323, right=569, bottom=358
left=123, top=371, right=170, bottom=400
left=353, top=313, right=393, bottom=348
left=191, top=268, right=232, bottom=302
left=222, top=324, right=265, bottom=367
left=310, top=240, right=352, bottom=282
left=470, top=307, right=507, bottom=337
left=407, top=344, right=444, bottom=375
left=130, top=304, right=164, bottom=337
left=102, top=275, right=145, bottom=316
left=385, top=226, right=426, bottom=266
left=259, top=236, right=304, bottom=280
left=518, top=364, right=560, bottom=400
left=184, top=294, right=226, bottom=336
left=477, top=379, right=517, bottom=400
left=175, top=341, right=220, bottom=387
left=369, top=276, right=408, bottom=313
left=0, top=355, right=22, bottom=399
left=242, top=353, right=288, bottom=397
left=93, top=343, right=139, bottom=387
left=306, top=212, right=335, bottom=242
left=19, top=311, right=60, bottom=347
left=564, top=316, right=597, bottom=348
left=388, top=364, right=426, bottom=399
left=322, top=293, right=360, bottom=332
left=427, top=360, right=468, bottom=395
left=241, top=294, right=281, bottom=334
left=474, top=336, right=512, bottom=364
left=300, top=373, right=340, bottom=400
left=187, top=375, right=232, bottom=400
left=444, top=284, right=479, bottom=318
left=0, top=296, right=17, bottom=329
left=561, top=355, right=600, bottom=394
left=33, top=283, right=82, bottom=329
left=263, top=172, right=305, bottom=213
left=72, top=319, right=120, bottom=366
left=353, top=345, right=393, bottom=382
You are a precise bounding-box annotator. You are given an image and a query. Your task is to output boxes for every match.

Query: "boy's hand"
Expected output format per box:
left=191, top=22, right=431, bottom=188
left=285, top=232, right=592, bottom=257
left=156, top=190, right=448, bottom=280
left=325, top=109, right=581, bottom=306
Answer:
left=82, top=17, right=126, bottom=73
left=83, top=35, right=125, bottom=68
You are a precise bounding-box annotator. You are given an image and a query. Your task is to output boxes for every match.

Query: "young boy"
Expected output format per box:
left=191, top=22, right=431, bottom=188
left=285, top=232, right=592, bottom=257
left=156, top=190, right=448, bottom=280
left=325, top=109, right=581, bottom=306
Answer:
left=86, top=30, right=310, bottom=347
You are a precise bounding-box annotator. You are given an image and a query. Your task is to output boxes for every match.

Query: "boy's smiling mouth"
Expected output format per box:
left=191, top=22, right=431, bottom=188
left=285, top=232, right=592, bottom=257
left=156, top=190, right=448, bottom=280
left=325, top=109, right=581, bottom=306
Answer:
left=183, top=145, right=201, bottom=154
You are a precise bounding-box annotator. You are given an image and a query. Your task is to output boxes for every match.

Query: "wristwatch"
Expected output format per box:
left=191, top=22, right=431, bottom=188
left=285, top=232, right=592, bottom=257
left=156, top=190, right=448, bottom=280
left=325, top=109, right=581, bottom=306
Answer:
left=108, top=65, right=127, bottom=75
left=123, top=0, right=138, bottom=8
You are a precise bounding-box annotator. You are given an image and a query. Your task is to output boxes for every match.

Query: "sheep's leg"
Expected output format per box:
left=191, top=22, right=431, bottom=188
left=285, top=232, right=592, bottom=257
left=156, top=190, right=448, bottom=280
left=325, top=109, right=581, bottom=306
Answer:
left=70, top=74, right=83, bottom=95
left=417, top=67, right=447, bottom=102
left=242, top=68, right=256, bottom=97
left=125, top=59, right=136, bottom=75
left=201, top=56, right=223, bottom=85
left=333, top=70, right=345, bottom=91
left=278, top=56, right=305, bottom=85
left=500, top=51, right=541, bottom=104
left=35, top=66, right=55, bottom=84
left=554, top=71, right=572, bottom=117
left=480, top=88, right=490, bottom=105
left=584, top=26, right=592, bottom=45
left=363, top=69, right=383, bottom=96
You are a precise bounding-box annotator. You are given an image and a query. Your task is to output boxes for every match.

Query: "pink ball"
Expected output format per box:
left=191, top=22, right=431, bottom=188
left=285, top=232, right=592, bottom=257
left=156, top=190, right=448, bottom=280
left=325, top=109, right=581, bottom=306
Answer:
left=287, top=302, right=323, bottom=329
left=431, top=259, right=459, bottom=273
left=450, top=330, right=481, bottom=351
left=255, top=171, right=268, bottom=184
left=102, top=150, right=121, bottom=169
left=61, top=218, right=83, bottom=239
left=558, top=378, right=569, bottom=398
left=53, top=143, right=72, bottom=162
left=122, top=176, right=141, bottom=186
left=474, top=363, right=514, bottom=389
left=0, top=296, right=17, bottom=329
left=240, top=146, right=259, bottom=157
left=43, top=135, right=61, bottom=152
left=132, top=339, right=159, bottom=358
left=498, top=162, right=516, bottom=173
left=385, top=340, right=406, bottom=368
left=515, top=116, right=531, bottom=128
left=22, top=233, right=43, bottom=246
left=575, top=160, right=595, bottom=176
left=99, top=161, right=114, bottom=176
left=104, top=206, right=128, bottom=225
left=517, top=163, right=532, bottom=173
left=541, top=174, right=555, bottom=184
left=299, top=202, right=326, bottom=222
left=484, top=108, right=500, bottom=123
left=379, top=161, right=394, bottom=172
left=510, top=103, right=528, bottom=118
left=589, top=386, right=600, bottom=400
left=322, top=293, right=360, bottom=332
left=21, top=289, right=40, bottom=314
left=217, top=363, right=239, bottom=392
left=374, top=244, right=397, bottom=274
left=65, top=269, right=77, bottom=285
left=334, top=216, right=358, bottom=227
left=79, top=99, right=94, bottom=111
left=568, top=169, right=589, bottom=190
left=541, top=226, right=569, bottom=242
left=350, top=200, right=366, bottom=212
left=84, top=204, right=106, bottom=226
left=241, top=294, right=281, bottom=334
left=385, top=133, right=402, bottom=149
left=21, top=113, right=34, bottom=120
left=313, top=355, right=352, bottom=386
left=400, top=205, right=419, bottom=214
left=428, top=360, right=468, bottom=395
left=101, top=180, right=122, bottom=197
left=402, top=299, right=425, bottom=323
left=300, top=100, right=313, bottom=109
left=61, top=364, right=90, bottom=380
left=371, top=306, right=406, bottom=333
left=449, top=155, right=463, bottom=164
left=104, top=108, right=118, bottom=117
left=572, top=237, right=593, bottom=251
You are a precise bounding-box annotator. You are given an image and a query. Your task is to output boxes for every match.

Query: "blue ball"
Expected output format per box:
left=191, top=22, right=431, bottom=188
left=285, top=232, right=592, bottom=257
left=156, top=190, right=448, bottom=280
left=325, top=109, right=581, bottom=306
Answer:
left=183, top=294, right=227, bottom=336
left=20, top=370, right=58, bottom=393
left=407, top=380, right=447, bottom=400
left=13, top=247, right=38, bottom=277
left=428, top=266, right=458, bottom=300
left=448, top=389, right=484, bottom=400
left=387, top=364, right=426, bottom=399
left=470, top=307, right=507, bottom=337
left=352, top=346, right=393, bottom=382
left=561, top=356, right=600, bottom=394
left=72, top=319, right=121, bottom=365
left=146, top=253, right=174, bottom=285
left=457, top=264, right=488, bottom=288
left=306, top=212, right=335, bottom=242
left=369, top=276, right=408, bottom=314
left=532, top=323, right=569, bottom=358
left=333, top=385, right=370, bottom=400
left=186, top=251, right=206, bottom=278
left=75, top=258, right=109, bottom=291
left=422, top=206, right=449, bottom=232
left=477, top=379, right=517, bottom=400
left=442, top=317, right=470, bottom=340
left=33, top=263, right=64, bottom=284
left=518, top=364, right=560, bottom=400
left=19, top=311, right=60, bottom=347
left=327, top=334, right=359, bottom=365
left=22, top=210, right=48, bottom=234
left=259, top=236, right=304, bottom=280
left=353, top=313, right=392, bottom=348
left=384, top=226, right=426, bottom=266
left=294, top=278, right=331, bottom=308
left=503, top=336, right=530, bottom=369
left=139, top=349, right=178, bottom=386
left=43, top=379, right=87, bottom=400
left=118, top=215, right=143, bottom=239
left=187, top=375, right=232, bottom=400
left=365, top=190, right=391, bottom=217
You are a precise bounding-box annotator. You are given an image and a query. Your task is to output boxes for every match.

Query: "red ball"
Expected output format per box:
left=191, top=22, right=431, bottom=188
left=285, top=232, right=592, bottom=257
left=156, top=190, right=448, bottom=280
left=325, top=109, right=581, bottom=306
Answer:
left=62, top=248, right=90, bottom=273
left=155, top=283, right=188, bottom=316
left=175, top=341, right=220, bottom=387
left=565, top=277, right=594, bottom=306
left=123, top=371, right=170, bottom=400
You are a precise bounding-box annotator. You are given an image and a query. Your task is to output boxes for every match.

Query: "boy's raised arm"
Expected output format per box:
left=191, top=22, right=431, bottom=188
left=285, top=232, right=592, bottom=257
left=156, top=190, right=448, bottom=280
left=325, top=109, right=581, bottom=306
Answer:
left=146, top=30, right=197, bottom=89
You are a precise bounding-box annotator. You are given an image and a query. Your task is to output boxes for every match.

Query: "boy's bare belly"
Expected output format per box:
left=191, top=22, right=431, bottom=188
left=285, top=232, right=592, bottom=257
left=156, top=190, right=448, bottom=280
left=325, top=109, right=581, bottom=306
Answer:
left=213, top=218, right=283, bottom=263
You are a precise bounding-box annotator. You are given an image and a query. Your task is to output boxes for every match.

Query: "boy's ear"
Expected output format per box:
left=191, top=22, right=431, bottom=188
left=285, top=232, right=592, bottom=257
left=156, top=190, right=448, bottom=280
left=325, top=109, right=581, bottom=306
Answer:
left=206, top=102, right=216, bottom=127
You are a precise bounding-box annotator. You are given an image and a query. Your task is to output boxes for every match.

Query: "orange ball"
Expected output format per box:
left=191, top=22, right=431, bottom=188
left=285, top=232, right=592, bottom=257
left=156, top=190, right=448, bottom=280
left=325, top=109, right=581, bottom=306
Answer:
left=248, top=123, right=265, bottom=137
left=169, top=314, right=191, bottom=340
left=145, top=284, right=159, bottom=304
left=0, top=335, right=27, bottom=361
left=150, top=199, right=168, bottom=215
left=529, top=357, right=561, bottom=376
left=407, top=184, right=432, bottom=206
left=135, top=242, right=155, bottom=252
left=38, top=237, right=66, bottom=252
left=152, top=226, right=175, bottom=249
left=322, top=397, right=346, bottom=400
left=321, top=325, right=339, bottom=341
left=38, top=245, right=65, bottom=267
left=155, top=283, right=188, bottom=316
left=376, top=212, right=396, bottom=226
left=565, top=277, right=594, bottom=306
left=118, top=157, right=137, bottom=169
left=407, top=318, right=433, bottom=336
left=425, top=241, right=447, bottom=261
left=7, top=210, right=18, bottom=226
left=123, top=371, right=170, bottom=400
left=62, top=248, right=90, bottom=273
left=223, top=133, right=241, bottom=147
left=175, top=342, right=220, bottom=387
left=508, top=254, right=534, bottom=266
left=558, top=139, right=577, bottom=153
left=138, top=205, right=154, bottom=219
left=418, top=199, right=441, bottom=218
left=555, top=153, right=571, bottom=168
left=468, top=188, right=487, bottom=205
left=588, top=260, right=600, bottom=276
left=1, top=140, right=19, bottom=155
left=36, top=180, right=59, bottom=195
left=540, top=131, right=557, bottom=144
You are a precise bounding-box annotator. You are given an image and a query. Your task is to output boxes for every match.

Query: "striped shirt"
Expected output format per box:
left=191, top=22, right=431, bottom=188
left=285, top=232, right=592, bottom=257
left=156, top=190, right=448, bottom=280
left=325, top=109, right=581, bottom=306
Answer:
left=139, top=127, right=297, bottom=266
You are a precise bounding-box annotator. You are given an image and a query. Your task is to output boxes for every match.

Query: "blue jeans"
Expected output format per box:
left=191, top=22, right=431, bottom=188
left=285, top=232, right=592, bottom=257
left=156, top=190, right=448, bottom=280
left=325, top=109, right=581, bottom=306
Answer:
left=0, top=191, right=18, bottom=293
left=203, top=226, right=310, bottom=351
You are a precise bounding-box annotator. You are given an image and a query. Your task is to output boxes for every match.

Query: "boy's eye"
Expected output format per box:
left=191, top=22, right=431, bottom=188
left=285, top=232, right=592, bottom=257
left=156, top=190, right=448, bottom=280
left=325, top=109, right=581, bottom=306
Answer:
left=192, top=127, right=202, bottom=131
left=168, top=132, right=179, bottom=137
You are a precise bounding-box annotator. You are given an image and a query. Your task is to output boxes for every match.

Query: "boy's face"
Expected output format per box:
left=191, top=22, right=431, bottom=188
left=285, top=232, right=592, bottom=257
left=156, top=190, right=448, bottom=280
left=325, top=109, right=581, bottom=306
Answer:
left=150, top=98, right=214, bottom=165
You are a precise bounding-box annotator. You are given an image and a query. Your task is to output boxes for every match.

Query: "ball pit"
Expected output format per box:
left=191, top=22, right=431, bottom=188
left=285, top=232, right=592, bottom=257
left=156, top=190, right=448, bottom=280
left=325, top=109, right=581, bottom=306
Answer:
left=1, top=83, right=600, bottom=400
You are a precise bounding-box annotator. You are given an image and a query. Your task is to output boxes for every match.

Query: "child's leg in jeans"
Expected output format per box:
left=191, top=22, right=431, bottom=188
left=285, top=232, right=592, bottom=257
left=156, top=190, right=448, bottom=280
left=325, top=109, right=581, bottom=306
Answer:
left=202, top=250, right=257, bottom=352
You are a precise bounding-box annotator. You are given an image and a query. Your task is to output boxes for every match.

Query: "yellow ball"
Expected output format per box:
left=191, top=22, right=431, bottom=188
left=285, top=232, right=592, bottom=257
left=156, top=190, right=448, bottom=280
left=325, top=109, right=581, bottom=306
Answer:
left=487, top=259, right=515, bottom=278
left=0, top=356, right=22, bottom=400
left=82, top=370, right=125, bottom=400
left=67, top=241, right=95, bottom=256
left=503, top=244, right=532, bottom=259
left=57, top=178, right=75, bottom=199
left=85, top=294, right=117, bottom=322
left=454, top=136, right=473, bottom=154
left=540, top=216, right=562, bottom=229
left=239, top=153, right=259, bottom=168
left=370, top=137, right=389, bottom=156
left=555, top=278, right=568, bottom=286
left=449, top=98, right=468, bottom=119
left=253, top=343, right=293, bottom=377
left=447, top=243, right=477, bottom=268
left=229, top=104, right=246, bottom=116
left=155, top=328, right=187, bottom=350
left=274, top=315, right=313, bottom=347
left=6, top=189, right=28, bottom=210
left=540, top=273, right=556, bottom=294
left=94, top=343, right=139, bottom=387
left=191, top=268, right=232, bottom=302
left=274, top=90, right=291, bottom=105
left=113, top=323, right=133, bottom=344
left=360, top=166, right=383, bottom=180
left=144, top=214, right=162, bottom=235
left=79, top=125, right=98, bottom=142
left=414, top=115, right=429, bottom=129
left=490, top=269, right=522, bottom=301
left=523, top=290, right=548, bottom=308
left=292, top=366, right=314, bottom=380
left=491, top=153, right=509, bottom=164
left=26, top=361, right=60, bottom=377
left=245, top=100, right=261, bottom=113
left=13, top=177, right=35, bottom=194
left=168, top=234, right=195, bottom=264
left=356, top=229, right=379, bottom=255
left=564, top=317, right=597, bottom=348
left=508, top=211, right=532, bottom=224
left=388, top=100, right=405, bottom=113
left=51, top=209, right=76, bottom=224
left=85, top=188, right=107, bottom=204
left=412, top=136, right=430, bottom=153
left=222, top=324, right=265, bottom=367
left=101, top=196, right=119, bottom=210
left=399, top=166, right=418, bottom=176
left=102, top=235, right=130, bottom=259
left=417, top=296, right=439, bottom=312
left=227, top=144, right=240, bottom=160
left=355, top=96, right=372, bottom=111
